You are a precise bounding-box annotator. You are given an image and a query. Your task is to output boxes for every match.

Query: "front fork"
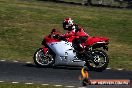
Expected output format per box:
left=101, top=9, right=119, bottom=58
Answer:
left=41, top=45, right=48, bottom=55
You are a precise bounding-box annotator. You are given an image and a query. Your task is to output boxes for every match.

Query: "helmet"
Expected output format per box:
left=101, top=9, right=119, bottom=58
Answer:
left=63, top=17, right=74, bottom=31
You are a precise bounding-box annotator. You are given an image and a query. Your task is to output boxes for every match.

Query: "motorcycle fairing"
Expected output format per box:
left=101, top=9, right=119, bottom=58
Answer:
left=86, top=37, right=109, bottom=46
left=47, top=41, right=85, bottom=66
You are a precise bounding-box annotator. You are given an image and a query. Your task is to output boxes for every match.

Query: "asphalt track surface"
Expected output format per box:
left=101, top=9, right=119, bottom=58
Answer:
left=0, top=61, right=131, bottom=88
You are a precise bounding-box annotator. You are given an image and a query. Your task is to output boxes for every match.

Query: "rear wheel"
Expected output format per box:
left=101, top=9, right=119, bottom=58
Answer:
left=86, top=50, right=109, bottom=72
left=33, top=48, right=54, bottom=67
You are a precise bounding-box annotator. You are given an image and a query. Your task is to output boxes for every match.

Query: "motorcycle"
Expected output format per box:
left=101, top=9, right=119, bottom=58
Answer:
left=33, top=30, right=109, bottom=72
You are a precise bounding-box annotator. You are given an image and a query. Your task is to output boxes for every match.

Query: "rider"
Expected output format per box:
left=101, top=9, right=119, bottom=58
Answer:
left=61, top=17, right=89, bottom=51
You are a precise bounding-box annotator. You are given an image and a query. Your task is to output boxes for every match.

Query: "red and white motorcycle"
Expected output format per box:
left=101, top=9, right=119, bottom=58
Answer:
left=33, top=30, right=109, bottom=71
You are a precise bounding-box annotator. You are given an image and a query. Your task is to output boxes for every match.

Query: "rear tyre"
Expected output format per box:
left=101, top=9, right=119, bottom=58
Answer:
left=86, top=50, right=109, bottom=72
left=33, top=48, right=54, bottom=67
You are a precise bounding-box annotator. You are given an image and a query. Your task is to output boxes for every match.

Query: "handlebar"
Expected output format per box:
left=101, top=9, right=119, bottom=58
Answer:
left=52, top=34, right=67, bottom=41
left=52, top=34, right=60, bottom=39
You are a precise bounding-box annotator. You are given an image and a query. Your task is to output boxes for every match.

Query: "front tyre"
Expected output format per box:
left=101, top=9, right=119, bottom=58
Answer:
left=86, top=50, right=109, bottom=72
left=33, top=48, right=54, bottom=67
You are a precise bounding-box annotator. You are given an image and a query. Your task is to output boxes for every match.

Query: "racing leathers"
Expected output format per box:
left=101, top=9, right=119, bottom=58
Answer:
left=61, top=24, right=89, bottom=51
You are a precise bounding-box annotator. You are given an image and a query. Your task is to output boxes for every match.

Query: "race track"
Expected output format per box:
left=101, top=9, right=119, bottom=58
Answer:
left=0, top=61, right=131, bottom=87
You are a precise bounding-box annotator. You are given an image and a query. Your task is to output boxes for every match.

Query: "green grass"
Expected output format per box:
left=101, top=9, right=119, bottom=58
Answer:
left=64, top=0, right=82, bottom=2
left=0, top=0, right=132, bottom=70
left=64, top=0, right=83, bottom=3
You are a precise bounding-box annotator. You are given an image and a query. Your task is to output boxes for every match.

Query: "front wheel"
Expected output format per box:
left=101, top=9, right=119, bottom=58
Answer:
left=33, top=48, right=54, bottom=67
left=85, top=50, right=109, bottom=72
